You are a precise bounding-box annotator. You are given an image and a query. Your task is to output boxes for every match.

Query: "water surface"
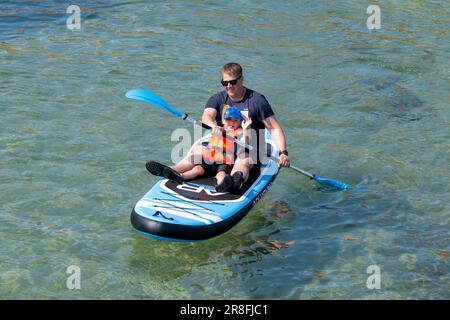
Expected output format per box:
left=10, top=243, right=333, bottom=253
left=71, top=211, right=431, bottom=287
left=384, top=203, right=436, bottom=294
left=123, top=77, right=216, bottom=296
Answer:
left=0, top=0, right=449, bottom=299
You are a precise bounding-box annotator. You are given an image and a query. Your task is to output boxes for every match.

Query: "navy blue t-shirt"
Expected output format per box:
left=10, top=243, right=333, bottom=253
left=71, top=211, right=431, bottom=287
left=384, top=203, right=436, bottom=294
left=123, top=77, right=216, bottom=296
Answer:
left=205, top=88, right=274, bottom=130
left=205, top=88, right=275, bottom=164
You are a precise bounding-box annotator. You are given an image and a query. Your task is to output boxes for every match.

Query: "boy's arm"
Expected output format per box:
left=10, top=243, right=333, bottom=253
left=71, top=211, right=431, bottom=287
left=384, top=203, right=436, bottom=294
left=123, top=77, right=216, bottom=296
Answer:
left=241, top=118, right=252, bottom=144
left=235, top=119, right=252, bottom=156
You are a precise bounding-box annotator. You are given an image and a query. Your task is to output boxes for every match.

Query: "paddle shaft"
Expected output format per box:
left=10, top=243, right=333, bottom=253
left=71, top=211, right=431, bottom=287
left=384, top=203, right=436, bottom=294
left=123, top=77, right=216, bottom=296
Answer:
left=186, top=115, right=315, bottom=177
left=271, top=157, right=315, bottom=179
left=191, top=117, right=315, bottom=178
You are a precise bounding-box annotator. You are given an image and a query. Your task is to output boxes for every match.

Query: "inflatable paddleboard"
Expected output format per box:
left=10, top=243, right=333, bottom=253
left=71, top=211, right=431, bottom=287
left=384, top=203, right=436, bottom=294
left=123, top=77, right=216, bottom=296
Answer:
left=131, top=130, right=279, bottom=241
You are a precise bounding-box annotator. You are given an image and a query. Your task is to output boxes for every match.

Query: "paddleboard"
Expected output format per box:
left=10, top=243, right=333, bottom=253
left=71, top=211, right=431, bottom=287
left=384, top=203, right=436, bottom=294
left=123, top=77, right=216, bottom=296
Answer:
left=131, top=129, right=279, bottom=241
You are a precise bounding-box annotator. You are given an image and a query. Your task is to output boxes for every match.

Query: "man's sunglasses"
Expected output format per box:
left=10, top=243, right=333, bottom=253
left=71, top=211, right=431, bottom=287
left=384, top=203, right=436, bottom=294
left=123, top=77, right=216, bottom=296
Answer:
left=221, top=75, right=242, bottom=86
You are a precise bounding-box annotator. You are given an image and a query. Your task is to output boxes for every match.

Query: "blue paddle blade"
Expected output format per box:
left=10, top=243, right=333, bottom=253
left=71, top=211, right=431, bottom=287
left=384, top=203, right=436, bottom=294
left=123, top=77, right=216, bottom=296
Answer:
left=126, top=89, right=185, bottom=118
left=313, top=174, right=352, bottom=190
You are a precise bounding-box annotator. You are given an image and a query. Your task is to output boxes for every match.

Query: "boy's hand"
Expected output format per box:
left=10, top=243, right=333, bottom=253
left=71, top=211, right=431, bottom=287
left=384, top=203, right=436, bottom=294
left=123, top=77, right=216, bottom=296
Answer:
left=242, top=118, right=252, bottom=130
left=212, top=125, right=223, bottom=137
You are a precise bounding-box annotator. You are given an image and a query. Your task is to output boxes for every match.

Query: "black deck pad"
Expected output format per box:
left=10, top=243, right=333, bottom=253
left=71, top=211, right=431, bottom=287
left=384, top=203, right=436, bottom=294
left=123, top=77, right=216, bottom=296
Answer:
left=164, top=166, right=261, bottom=201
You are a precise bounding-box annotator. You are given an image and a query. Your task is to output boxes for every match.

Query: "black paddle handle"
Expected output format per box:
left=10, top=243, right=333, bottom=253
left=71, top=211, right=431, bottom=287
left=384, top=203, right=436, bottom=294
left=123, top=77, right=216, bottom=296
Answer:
left=183, top=113, right=213, bottom=130
left=201, top=123, right=213, bottom=130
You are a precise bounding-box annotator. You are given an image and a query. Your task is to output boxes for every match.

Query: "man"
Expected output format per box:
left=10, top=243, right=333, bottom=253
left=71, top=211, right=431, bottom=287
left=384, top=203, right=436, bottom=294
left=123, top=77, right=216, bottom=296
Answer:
left=149, top=62, right=289, bottom=191
left=201, top=62, right=289, bottom=190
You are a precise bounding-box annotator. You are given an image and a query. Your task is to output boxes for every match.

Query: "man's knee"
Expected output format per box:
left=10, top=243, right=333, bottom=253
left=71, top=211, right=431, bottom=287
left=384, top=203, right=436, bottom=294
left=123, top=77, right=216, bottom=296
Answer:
left=232, top=161, right=252, bottom=181
left=234, top=157, right=252, bottom=171
left=193, top=165, right=205, bottom=175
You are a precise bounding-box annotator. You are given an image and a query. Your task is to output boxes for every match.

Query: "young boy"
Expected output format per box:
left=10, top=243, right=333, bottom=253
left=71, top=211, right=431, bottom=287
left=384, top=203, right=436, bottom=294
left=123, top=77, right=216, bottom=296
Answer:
left=146, top=107, right=252, bottom=192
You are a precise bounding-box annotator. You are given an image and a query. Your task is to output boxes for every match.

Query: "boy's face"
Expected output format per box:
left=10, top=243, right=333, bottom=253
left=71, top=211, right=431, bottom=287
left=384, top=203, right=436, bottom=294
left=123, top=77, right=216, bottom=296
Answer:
left=223, top=117, right=241, bottom=130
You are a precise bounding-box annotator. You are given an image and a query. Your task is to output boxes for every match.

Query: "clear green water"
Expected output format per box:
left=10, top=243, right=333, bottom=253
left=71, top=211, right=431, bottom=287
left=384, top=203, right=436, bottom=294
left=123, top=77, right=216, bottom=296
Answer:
left=0, top=0, right=449, bottom=299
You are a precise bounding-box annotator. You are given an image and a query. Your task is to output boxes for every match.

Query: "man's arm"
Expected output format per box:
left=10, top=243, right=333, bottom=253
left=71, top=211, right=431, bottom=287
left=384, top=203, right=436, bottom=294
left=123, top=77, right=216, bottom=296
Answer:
left=262, top=115, right=290, bottom=167
left=202, top=107, right=217, bottom=128
left=202, top=107, right=223, bottom=136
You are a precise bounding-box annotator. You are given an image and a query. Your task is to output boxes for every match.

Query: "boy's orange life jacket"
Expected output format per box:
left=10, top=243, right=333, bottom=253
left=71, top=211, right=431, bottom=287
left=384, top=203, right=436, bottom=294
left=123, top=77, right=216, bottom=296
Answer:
left=203, top=129, right=242, bottom=166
